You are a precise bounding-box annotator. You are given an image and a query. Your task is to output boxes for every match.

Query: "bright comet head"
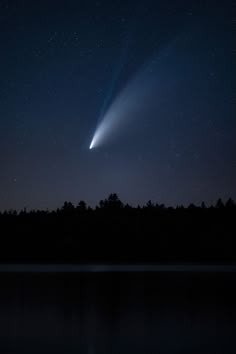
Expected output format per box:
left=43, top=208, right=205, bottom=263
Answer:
left=89, top=135, right=97, bottom=149
left=89, top=110, right=117, bottom=150
left=89, top=128, right=102, bottom=150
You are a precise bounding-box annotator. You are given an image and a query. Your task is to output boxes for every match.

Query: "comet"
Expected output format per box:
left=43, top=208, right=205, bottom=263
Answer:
left=89, top=67, right=152, bottom=150
left=89, top=36, right=180, bottom=150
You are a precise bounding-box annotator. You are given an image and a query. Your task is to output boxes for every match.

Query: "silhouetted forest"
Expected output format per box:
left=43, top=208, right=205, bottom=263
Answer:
left=0, top=194, right=236, bottom=263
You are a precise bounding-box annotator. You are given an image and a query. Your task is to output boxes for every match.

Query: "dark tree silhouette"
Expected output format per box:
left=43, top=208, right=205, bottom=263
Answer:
left=99, top=193, right=123, bottom=210
left=188, top=203, right=196, bottom=209
left=77, top=200, right=87, bottom=212
left=145, top=200, right=155, bottom=209
left=0, top=194, right=235, bottom=263
left=61, top=201, right=75, bottom=215
left=216, top=198, right=224, bottom=209
left=225, top=198, right=235, bottom=208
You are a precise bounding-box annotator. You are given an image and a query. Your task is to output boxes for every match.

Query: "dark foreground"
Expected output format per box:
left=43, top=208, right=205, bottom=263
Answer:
left=1, top=202, right=236, bottom=263
left=0, top=270, right=235, bottom=353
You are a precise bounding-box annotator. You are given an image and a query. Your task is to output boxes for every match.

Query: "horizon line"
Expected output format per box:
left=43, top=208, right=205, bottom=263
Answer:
left=1, top=264, right=236, bottom=273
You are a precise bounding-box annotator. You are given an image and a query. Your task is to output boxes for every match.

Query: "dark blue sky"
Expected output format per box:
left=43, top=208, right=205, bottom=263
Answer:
left=0, top=0, right=235, bottom=210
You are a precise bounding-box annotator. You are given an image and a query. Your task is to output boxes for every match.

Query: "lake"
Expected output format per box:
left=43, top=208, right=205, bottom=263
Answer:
left=0, top=267, right=235, bottom=353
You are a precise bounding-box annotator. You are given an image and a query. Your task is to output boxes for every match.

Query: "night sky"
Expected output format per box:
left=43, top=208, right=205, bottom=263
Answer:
left=0, top=0, right=235, bottom=210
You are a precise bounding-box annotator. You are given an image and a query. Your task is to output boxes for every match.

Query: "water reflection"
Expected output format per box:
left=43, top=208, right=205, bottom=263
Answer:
left=0, top=272, right=235, bottom=353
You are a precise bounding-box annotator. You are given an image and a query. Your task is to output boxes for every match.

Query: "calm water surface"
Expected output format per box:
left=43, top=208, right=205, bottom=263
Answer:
left=0, top=270, right=235, bottom=353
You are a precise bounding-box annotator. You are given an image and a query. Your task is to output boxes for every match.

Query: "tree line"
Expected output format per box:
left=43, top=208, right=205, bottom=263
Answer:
left=1, top=194, right=235, bottom=216
left=0, top=194, right=235, bottom=263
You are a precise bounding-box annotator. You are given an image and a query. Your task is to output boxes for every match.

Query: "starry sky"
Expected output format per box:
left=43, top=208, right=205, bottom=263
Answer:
left=0, top=0, right=235, bottom=210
